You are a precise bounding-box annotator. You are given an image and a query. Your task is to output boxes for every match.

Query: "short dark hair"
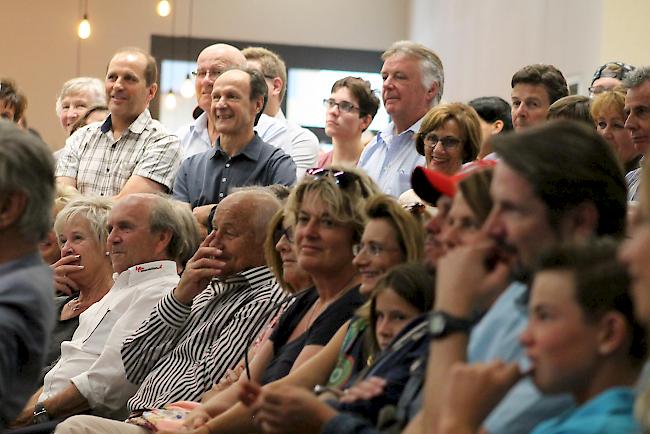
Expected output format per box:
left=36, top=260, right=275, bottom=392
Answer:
left=468, top=96, right=513, bottom=132
left=511, top=64, right=569, bottom=105
left=331, top=77, right=380, bottom=123
left=536, top=239, right=647, bottom=364
left=493, top=120, right=626, bottom=238
left=244, top=67, right=268, bottom=111
left=547, top=95, right=594, bottom=127
left=111, top=47, right=158, bottom=86
left=0, top=79, right=27, bottom=121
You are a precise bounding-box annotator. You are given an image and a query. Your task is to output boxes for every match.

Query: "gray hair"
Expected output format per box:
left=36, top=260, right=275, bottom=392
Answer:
left=382, top=40, right=444, bottom=107
left=168, top=199, right=202, bottom=269
left=55, top=77, right=106, bottom=116
left=623, top=66, right=650, bottom=90
left=146, top=194, right=201, bottom=267
left=0, top=120, right=55, bottom=242
left=54, top=196, right=113, bottom=247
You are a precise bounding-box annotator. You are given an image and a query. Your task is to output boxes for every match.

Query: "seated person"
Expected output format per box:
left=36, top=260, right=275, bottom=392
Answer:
left=467, top=96, right=512, bottom=159
left=0, top=78, right=27, bottom=123
left=11, top=194, right=196, bottom=426
left=45, top=196, right=114, bottom=367
left=546, top=95, right=594, bottom=126
left=437, top=240, right=646, bottom=434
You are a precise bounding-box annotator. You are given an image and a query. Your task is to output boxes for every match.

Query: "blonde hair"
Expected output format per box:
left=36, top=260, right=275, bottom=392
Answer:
left=286, top=166, right=381, bottom=243
left=54, top=196, right=113, bottom=247
left=590, top=87, right=627, bottom=120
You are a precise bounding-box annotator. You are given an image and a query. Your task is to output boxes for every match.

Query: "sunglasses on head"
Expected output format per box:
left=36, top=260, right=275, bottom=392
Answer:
left=305, top=168, right=370, bottom=198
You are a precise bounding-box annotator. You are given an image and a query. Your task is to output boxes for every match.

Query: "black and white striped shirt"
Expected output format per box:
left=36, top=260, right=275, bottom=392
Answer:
left=122, top=266, right=286, bottom=411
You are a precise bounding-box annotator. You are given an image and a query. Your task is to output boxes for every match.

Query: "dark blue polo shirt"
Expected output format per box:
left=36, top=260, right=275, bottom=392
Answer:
left=172, top=133, right=297, bottom=207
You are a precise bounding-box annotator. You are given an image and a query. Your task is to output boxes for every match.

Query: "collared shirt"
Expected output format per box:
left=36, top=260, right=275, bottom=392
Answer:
left=273, top=110, right=320, bottom=179
left=627, top=167, right=642, bottom=202
left=122, top=266, right=287, bottom=411
left=172, top=133, right=296, bottom=207
left=0, top=252, right=54, bottom=428
left=177, top=113, right=288, bottom=160
left=40, top=261, right=178, bottom=418
left=176, top=112, right=211, bottom=160
left=56, top=109, right=181, bottom=196
left=357, top=119, right=425, bottom=196
left=469, top=282, right=574, bottom=434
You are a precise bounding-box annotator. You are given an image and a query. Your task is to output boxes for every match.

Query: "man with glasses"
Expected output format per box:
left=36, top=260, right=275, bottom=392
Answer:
left=243, top=46, right=320, bottom=178
left=172, top=67, right=295, bottom=233
left=358, top=40, right=444, bottom=197
left=589, top=61, right=635, bottom=97
left=56, top=48, right=181, bottom=199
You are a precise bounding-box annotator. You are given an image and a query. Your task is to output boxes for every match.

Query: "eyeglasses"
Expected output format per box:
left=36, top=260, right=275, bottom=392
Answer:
left=305, top=168, right=370, bottom=198
left=423, top=132, right=462, bottom=151
left=352, top=242, right=400, bottom=257
left=273, top=226, right=294, bottom=244
left=191, top=69, right=223, bottom=80
left=323, top=98, right=360, bottom=114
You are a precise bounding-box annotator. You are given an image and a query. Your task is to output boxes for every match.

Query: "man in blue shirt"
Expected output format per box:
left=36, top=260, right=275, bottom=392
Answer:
left=358, top=40, right=443, bottom=196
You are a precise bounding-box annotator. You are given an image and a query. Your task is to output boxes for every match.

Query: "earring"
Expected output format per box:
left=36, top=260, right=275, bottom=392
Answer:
left=105, top=251, right=110, bottom=256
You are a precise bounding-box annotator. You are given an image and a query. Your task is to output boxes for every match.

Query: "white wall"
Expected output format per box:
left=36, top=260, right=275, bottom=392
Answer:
left=408, top=0, right=602, bottom=103
left=1, top=0, right=409, bottom=149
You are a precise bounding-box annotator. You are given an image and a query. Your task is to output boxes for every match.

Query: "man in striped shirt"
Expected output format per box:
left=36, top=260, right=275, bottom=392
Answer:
left=57, top=188, right=286, bottom=434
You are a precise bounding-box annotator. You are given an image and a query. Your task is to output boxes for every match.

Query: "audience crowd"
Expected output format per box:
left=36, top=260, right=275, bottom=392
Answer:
left=2, top=39, right=650, bottom=434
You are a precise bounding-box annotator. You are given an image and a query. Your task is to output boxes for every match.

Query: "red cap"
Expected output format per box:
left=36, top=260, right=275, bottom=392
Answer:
left=411, top=160, right=497, bottom=206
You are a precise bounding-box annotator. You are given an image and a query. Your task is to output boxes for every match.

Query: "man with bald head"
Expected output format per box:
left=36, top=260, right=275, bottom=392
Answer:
left=173, top=67, right=296, bottom=230
left=57, top=188, right=287, bottom=434
left=57, top=48, right=181, bottom=200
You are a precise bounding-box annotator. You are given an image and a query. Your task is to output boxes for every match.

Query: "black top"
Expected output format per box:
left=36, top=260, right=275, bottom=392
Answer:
left=261, top=285, right=364, bottom=384
left=45, top=295, right=80, bottom=367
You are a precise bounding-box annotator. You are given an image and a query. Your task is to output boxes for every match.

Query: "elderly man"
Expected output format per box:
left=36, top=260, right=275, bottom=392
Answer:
left=0, top=120, right=55, bottom=429
left=358, top=40, right=444, bottom=196
left=57, top=188, right=287, bottom=434
left=56, top=47, right=181, bottom=200
left=11, top=194, right=196, bottom=427
left=623, top=66, right=650, bottom=201
left=510, top=64, right=568, bottom=130
left=243, top=46, right=320, bottom=178
left=173, top=68, right=295, bottom=229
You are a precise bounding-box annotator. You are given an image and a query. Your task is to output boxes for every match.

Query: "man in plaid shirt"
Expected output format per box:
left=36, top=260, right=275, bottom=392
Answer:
left=56, top=47, right=181, bottom=200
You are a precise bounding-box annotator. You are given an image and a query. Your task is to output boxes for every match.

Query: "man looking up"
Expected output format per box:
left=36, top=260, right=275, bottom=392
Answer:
left=56, top=48, right=181, bottom=200
left=510, top=64, right=568, bottom=130
left=173, top=68, right=295, bottom=231
left=243, top=46, right=320, bottom=178
left=358, top=40, right=444, bottom=196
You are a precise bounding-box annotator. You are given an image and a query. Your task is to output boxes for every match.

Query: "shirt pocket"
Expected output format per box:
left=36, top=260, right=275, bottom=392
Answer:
left=81, top=309, right=121, bottom=355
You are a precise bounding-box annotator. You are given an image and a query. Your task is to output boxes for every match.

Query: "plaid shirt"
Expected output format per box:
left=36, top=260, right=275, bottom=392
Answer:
left=56, top=109, right=181, bottom=196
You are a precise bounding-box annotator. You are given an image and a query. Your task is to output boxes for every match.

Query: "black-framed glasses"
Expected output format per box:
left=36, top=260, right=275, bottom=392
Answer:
left=305, top=168, right=370, bottom=198
left=323, top=98, right=360, bottom=114
left=423, top=132, right=462, bottom=151
left=273, top=226, right=294, bottom=244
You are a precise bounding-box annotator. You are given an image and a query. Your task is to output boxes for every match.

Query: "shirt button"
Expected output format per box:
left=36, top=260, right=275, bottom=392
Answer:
left=222, top=178, right=226, bottom=182
left=219, top=193, right=224, bottom=197
left=225, top=163, right=230, bottom=168
left=106, top=168, right=109, bottom=173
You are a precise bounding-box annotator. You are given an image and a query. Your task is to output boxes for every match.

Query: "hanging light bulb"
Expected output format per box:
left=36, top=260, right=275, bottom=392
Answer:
left=180, top=73, right=195, bottom=98
left=78, top=14, right=91, bottom=39
left=157, top=0, right=171, bottom=17
left=164, top=90, right=177, bottom=109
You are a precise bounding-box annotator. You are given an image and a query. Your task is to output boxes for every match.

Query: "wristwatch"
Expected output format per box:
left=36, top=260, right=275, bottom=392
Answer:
left=33, top=402, right=50, bottom=425
left=428, top=311, right=475, bottom=339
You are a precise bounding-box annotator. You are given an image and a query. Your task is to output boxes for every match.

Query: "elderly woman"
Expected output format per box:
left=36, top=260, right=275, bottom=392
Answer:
left=55, top=77, right=106, bottom=135
left=318, top=77, right=380, bottom=168
left=46, top=196, right=114, bottom=367
left=591, top=88, right=640, bottom=172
